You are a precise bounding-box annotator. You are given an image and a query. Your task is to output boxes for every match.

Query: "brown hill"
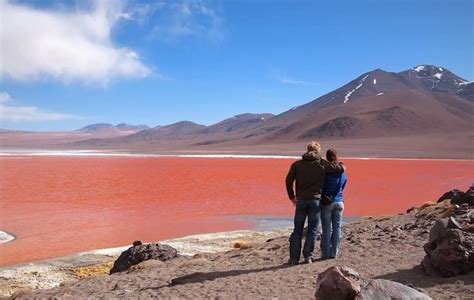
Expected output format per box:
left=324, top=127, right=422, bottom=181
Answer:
left=2, top=65, right=472, bottom=158
left=0, top=123, right=149, bottom=148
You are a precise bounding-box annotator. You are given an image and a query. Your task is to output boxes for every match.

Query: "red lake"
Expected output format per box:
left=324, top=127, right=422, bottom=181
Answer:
left=0, top=156, right=472, bottom=267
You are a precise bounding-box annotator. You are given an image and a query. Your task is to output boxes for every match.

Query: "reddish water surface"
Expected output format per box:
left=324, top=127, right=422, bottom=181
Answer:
left=0, top=156, right=472, bottom=267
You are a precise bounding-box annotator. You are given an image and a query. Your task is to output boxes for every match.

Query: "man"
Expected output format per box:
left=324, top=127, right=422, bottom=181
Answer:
left=285, top=141, right=345, bottom=264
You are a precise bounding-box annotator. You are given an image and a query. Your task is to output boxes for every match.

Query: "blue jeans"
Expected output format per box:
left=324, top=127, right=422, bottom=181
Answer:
left=321, top=201, right=344, bottom=259
left=289, top=199, right=320, bottom=262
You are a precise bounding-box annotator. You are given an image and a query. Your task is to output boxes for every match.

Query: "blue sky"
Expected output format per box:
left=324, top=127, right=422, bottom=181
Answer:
left=0, top=0, right=472, bottom=131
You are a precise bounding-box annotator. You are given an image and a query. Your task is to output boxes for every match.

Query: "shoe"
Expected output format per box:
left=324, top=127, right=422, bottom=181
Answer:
left=287, top=259, right=299, bottom=265
left=303, top=258, right=312, bottom=264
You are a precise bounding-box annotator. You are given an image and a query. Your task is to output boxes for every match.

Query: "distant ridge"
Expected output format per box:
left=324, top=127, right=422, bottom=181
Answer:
left=1, top=64, right=472, bottom=158
left=80, top=123, right=150, bottom=133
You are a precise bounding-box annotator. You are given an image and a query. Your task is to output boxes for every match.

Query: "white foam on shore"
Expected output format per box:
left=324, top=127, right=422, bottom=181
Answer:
left=0, top=150, right=157, bottom=158
left=80, top=230, right=288, bottom=257
left=176, top=154, right=297, bottom=159
left=0, top=231, right=15, bottom=244
left=1, top=150, right=471, bottom=161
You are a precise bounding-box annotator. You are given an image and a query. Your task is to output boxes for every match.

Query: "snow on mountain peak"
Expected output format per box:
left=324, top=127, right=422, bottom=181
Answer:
left=344, top=75, right=369, bottom=103
left=458, top=81, right=473, bottom=86
left=433, top=73, right=443, bottom=79
left=413, top=65, right=426, bottom=72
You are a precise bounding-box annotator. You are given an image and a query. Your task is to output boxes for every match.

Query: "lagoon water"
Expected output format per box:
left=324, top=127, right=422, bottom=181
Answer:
left=0, top=155, right=472, bottom=267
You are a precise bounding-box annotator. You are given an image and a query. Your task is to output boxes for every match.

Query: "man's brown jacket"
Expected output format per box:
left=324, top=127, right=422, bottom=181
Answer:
left=285, top=151, right=345, bottom=201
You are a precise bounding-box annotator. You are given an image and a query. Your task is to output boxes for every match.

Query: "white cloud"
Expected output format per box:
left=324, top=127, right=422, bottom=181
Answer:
left=0, top=92, right=81, bottom=122
left=152, top=0, right=223, bottom=42
left=279, top=77, right=316, bottom=86
left=0, top=92, right=11, bottom=103
left=0, top=0, right=151, bottom=84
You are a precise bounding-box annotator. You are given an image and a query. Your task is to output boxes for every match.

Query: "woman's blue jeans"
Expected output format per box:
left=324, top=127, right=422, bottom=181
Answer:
left=321, top=201, right=344, bottom=259
left=289, top=199, right=320, bottom=262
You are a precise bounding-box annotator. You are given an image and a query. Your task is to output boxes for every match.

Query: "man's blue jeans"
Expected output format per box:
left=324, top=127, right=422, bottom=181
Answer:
left=289, top=199, right=320, bottom=262
left=321, top=201, right=344, bottom=259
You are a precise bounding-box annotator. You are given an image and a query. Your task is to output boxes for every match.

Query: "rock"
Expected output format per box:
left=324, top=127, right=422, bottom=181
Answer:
left=360, top=279, right=431, bottom=299
left=437, top=187, right=474, bottom=206
left=127, top=259, right=163, bottom=272
left=403, top=223, right=417, bottom=230
left=421, top=256, right=437, bottom=276
left=438, top=189, right=464, bottom=202
left=314, top=266, right=362, bottom=300
left=466, top=185, right=474, bottom=200
left=133, top=240, right=142, bottom=246
left=314, top=265, right=431, bottom=300
left=110, top=242, right=178, bottom=274
left=422, top=217, right=474, bottom=277
left=447, top=216, right=462, bottom=230
left=464, top=223, right=474, bottom=233
left=428, top=218, right=448, bottom=243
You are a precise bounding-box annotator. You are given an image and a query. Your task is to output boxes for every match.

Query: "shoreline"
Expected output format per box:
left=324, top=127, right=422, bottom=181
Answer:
left=0, top=229, right=291, bottom=297
left=6, top=199, right=473, bottom=299
left=0, top=149, right=472, bottom=161
left=0, top=231, right=15, bottom=244
left=0, top=215, right=359, bottom=268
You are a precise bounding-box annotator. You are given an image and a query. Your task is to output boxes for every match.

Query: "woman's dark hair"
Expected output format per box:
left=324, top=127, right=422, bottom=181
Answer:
left=326, top=149, right=338, bottom=162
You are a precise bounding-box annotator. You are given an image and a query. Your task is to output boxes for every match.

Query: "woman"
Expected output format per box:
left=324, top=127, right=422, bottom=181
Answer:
left=321, top=149, right=347, bottom=259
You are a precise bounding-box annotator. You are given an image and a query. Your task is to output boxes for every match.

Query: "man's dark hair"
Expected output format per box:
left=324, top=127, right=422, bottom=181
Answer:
left=326, top=149, right=338, bottom=162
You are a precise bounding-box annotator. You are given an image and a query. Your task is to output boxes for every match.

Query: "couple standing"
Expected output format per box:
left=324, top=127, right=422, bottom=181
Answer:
left=285, top=141, right=347, bottom=264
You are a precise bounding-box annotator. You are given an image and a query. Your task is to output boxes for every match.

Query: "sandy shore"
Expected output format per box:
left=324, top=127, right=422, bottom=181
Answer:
left=0, top=229, right=289, bottom=298
left=3, top=200, right=473, bottom=299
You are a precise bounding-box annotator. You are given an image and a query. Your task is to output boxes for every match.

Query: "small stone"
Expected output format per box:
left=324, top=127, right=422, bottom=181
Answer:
left=447, top=216, right=462, bottom=230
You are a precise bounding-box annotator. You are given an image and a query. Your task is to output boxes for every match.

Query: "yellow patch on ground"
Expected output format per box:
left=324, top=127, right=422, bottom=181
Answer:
left=418, top=201, right=437, bottom=210
left=233, top=240, right=252, bottom=249
left=70, top=262, right=114, bottom=278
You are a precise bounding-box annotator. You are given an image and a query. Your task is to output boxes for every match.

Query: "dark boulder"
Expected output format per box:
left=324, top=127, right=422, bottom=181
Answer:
left=437, top=186, right=474, bottom=206
left=314, top=265, right=431, bottom=300
left=110, top=242, right=178, bottom=274
left=422, top=217, right=474, bottom=277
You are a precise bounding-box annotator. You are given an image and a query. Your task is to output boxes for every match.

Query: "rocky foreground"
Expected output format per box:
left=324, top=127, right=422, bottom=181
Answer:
left=9, top=189, right=474, bottom=299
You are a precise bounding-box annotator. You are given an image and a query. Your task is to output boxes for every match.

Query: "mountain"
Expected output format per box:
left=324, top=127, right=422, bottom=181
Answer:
left=115, top=123, right=150, bottom=131
left=216, top=65, right=473, bottom=144
left=73, top=115, right=277, bottom=147
left=2, top=64, right=472, bottom=158
left=67, top=65, right=473, bottom=157
left=128, top=121, right=205, bottom=140
left=197, top=113, right=275, bottom=134
left=0, top=123, right=151, bottom=148
left=80, top=123, right=149, bottom=134
left=72, top=121, right=206, bottom=147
